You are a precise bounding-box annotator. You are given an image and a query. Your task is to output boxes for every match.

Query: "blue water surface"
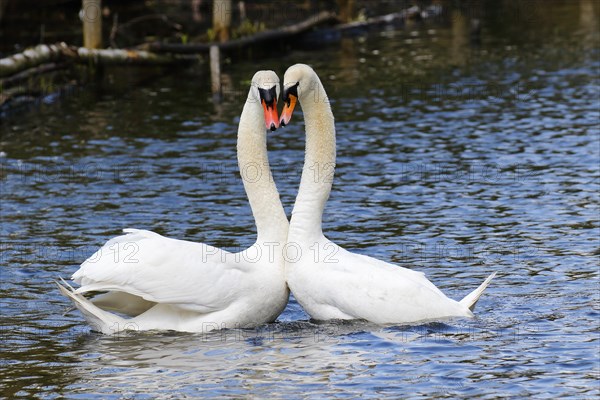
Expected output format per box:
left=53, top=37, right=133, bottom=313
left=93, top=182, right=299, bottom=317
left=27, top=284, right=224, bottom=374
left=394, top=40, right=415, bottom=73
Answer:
left=1, top=1, right=598, bottom=398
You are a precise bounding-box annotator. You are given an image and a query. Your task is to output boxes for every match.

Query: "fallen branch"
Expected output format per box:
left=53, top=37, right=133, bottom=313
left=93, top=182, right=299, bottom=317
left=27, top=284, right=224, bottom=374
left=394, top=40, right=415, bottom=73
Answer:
left=142, top=10, right=338, bottom=54
left=0, top=43, right=69, bottom=78
left=0, top=43, right=195, bottom=79
left=76, top=47, right=195, bottom=65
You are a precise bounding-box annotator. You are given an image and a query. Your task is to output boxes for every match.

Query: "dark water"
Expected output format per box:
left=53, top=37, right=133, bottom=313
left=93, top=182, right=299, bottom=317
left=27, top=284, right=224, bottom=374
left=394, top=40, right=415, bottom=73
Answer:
left=1, top=1, right=599, bottom=398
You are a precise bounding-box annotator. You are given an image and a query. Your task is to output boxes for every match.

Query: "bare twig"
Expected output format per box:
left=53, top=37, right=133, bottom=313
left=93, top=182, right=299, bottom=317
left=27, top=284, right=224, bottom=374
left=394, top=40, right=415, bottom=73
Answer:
left=118, top=14, right=182, bottom=32
left=109, top=13, right=119, bottom=48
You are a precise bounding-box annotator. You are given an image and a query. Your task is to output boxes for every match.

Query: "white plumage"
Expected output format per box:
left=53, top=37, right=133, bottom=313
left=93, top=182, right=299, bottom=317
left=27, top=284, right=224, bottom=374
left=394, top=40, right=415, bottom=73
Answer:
left=281, top=64, right=496, bottom=324
left=58, top=71, right=289, bottom=334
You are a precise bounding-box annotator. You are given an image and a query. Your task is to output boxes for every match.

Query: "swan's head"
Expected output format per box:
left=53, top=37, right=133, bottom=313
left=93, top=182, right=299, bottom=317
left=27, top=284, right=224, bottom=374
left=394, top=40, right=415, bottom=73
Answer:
left=251, top=70, right=280, bottom=131
left=280, top=64, right=319, bottom=126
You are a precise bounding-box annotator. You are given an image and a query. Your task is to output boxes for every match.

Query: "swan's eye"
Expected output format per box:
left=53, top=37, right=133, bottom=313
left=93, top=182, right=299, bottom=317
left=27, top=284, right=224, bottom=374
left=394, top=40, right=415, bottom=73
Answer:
left=258, top=86, right=278, bottom=109
left=280, top=83, right=299, bottom=127
left=258, top=85, right=279, bottom=131
left=282, top=82, right=299, bottom=106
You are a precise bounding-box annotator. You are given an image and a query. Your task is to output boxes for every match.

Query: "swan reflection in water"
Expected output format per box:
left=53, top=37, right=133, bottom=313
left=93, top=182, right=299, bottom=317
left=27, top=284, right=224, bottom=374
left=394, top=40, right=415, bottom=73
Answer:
left=64, top=317, right=503, bottom=396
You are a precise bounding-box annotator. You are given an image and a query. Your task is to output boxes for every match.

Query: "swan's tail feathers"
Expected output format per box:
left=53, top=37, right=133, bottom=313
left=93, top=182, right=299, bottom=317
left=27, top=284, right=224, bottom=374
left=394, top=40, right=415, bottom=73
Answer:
left=56, top=278, right=137, bottom=335
left=459, top=272, right=497, bottom=311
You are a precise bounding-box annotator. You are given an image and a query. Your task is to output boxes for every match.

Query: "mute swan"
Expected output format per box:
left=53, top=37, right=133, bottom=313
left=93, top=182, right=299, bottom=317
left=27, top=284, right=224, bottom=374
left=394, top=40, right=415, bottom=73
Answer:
left=280, top=64, right=495, bottom=324
left=57, top=70, right=289, bottom=334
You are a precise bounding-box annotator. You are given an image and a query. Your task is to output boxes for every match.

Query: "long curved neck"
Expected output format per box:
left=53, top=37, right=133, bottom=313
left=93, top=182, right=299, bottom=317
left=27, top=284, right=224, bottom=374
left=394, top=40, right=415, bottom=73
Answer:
left=237, top=96, right=288, bottom=243
left=289, top=77, right=336, bottom=241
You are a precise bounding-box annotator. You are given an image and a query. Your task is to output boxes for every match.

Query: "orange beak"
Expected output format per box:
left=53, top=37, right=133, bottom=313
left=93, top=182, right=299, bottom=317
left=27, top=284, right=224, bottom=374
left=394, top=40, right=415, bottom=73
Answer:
left=262, top=99, right=279, bottom=131
left=280, top=94, right=297, bottom=127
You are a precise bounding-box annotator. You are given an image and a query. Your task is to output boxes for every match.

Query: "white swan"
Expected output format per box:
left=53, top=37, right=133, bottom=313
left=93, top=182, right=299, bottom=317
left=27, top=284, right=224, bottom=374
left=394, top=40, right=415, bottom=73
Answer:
left=280, top=64, right=496, bottom=324
left=57, top=70, right=289, bottom=334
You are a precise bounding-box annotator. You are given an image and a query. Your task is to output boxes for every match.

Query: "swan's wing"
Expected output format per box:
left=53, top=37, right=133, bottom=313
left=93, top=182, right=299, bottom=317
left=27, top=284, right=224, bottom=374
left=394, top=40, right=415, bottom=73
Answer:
left=342, top=248, right=447, bottom=296
left=314, top=243, right=464, bottom=321
left=72, top=229, right=244, bottom=313
left=90, top=291, right=156, bottom=316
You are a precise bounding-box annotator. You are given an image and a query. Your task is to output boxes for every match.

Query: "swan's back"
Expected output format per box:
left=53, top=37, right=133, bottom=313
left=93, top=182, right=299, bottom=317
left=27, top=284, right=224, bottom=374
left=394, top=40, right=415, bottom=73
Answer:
left=288, top=239, right=472, bottom=323
left=74, top=229, right=261, bottom=314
